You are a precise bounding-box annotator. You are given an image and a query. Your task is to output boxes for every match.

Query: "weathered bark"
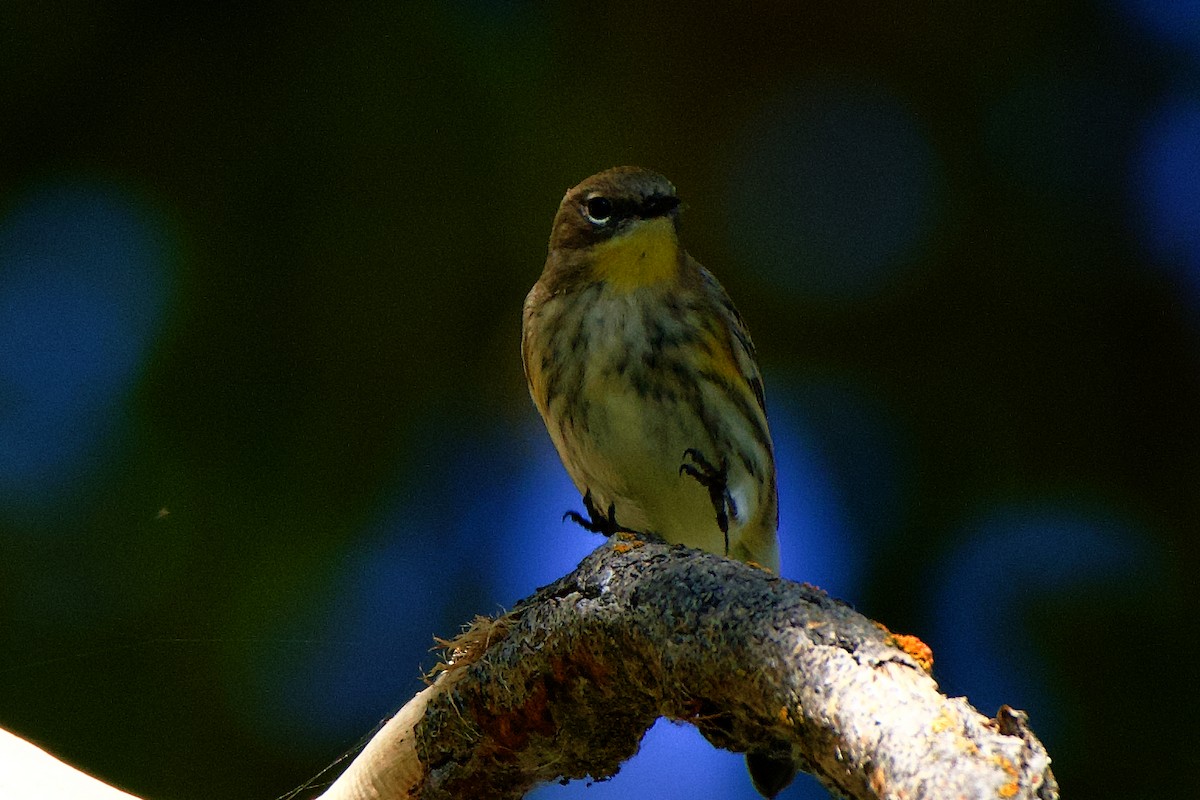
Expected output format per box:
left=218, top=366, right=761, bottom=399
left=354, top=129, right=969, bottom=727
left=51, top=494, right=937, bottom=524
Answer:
left=319, top=536, right=1058, bottom=800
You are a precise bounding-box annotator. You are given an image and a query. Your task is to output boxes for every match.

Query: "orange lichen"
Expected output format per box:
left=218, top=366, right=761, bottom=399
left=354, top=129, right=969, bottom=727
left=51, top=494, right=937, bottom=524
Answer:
left=991, top=754, right=1018, bottom=776
left=931, top=709, right=955, bottom=734
left=990, top=754, right=1019, bottom=797
left=610, top=532, right=647, bottom=553
left=869, top=764, right=888, bottom=795
left=778, top=706, right=793, bottom=726
left=886, top=633, right=934, bottom=673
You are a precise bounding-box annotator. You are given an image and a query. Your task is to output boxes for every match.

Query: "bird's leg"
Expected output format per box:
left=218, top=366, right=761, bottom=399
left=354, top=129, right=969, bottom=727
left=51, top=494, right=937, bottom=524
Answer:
left=563, top=490, right=633, bottom=536
left=679, top=448, right=738, bottom=555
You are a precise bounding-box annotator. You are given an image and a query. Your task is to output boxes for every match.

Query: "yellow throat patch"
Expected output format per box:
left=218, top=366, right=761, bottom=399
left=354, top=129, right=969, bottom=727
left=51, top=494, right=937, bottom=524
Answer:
left=588, top=216, right=680, bottom=290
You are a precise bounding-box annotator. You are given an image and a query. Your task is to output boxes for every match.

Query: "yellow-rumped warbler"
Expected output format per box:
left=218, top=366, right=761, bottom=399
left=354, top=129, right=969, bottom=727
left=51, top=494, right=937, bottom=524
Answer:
left=522, top=167, right=791, bottom=797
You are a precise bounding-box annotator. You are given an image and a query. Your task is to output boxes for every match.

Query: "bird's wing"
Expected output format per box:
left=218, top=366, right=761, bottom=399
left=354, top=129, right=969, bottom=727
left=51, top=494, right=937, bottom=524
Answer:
left=694, top=257, right=768, bottom=416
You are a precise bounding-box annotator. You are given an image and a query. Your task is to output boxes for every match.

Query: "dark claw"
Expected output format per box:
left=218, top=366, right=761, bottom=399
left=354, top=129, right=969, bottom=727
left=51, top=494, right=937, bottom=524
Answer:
left=679, top=448, right=738, bottom=554
left=563, top=490, right=634, bottom=536
left=680, top=447, right=716, bottom=474
left=562, top=509, right=598, bottom=531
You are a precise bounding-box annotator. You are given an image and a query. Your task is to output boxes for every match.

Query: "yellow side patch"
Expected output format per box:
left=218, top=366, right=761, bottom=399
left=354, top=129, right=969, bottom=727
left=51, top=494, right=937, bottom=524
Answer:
left=697, top=327, right=745, bottom=386
left=589, top=217, right=680, bottom=290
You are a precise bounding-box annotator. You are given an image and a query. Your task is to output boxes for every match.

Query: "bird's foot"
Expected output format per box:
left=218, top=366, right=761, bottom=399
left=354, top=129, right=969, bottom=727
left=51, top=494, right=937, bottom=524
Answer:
left=563, top=490, right=635, bottom=537
left=679, top=448, right=737, bottom=553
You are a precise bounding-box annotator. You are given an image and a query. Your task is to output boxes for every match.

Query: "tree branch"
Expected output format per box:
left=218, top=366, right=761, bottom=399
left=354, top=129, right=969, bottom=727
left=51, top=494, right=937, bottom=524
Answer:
left=319, top=537, right=1058, bottom=800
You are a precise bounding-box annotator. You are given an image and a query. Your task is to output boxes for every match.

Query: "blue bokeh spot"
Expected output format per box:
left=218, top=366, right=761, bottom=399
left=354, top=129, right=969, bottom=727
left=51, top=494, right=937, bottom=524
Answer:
left=0, top=181, right=174, bottom=509
left=771, top=402, right=863, bottom=599
left=771, top=375, right=908, bottom=599
left=927, top=503, right=1156, bottom=738
left=488, top=424, right=602, bottom=604
left=1132, top=92, right=1200, bottom=303
left=1114, top=0, right=1200, bottom=58
left=260, top=528, right=456, bottom=746
left=254, top=424, right=518, bottom=746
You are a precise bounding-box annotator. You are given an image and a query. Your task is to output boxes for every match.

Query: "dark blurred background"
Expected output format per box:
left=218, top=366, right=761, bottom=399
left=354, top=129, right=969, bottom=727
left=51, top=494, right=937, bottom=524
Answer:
left=1, top=2, right=1197, bottom=798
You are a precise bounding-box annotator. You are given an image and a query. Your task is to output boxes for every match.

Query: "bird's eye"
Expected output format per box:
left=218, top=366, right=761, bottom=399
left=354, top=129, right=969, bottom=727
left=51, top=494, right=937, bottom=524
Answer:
left=584, top=195, right=613, bottom=225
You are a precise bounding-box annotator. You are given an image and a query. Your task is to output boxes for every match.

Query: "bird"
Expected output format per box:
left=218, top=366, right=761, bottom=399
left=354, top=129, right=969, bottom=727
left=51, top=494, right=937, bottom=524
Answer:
left=521, top=166, right=792, bottom=797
